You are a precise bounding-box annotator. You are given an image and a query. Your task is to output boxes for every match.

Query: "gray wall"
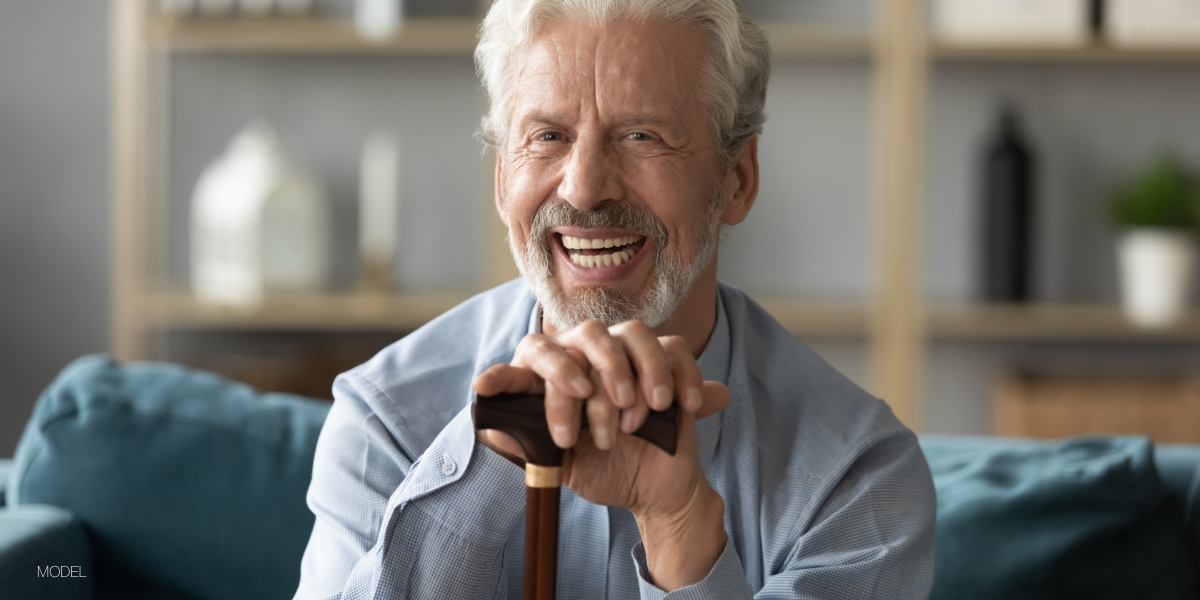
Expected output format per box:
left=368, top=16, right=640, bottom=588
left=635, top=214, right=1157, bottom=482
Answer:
left=0, top=0, right=111, bottom=456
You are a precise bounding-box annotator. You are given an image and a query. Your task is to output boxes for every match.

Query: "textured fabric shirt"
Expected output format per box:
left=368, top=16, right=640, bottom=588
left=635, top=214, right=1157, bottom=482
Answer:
left=295, top=279, right=936, bottom=599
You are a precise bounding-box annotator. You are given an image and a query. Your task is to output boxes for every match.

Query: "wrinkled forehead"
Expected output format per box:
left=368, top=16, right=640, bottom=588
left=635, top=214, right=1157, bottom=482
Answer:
left=510, top=18, right=711, bottom=131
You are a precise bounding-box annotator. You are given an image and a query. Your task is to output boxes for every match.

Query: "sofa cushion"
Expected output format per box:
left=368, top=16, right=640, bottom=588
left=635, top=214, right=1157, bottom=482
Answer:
left=920, top=435, right=1195, bottom=600
left=1156, top=444, right=1200, bottom=582
left=0, top=505, right=93, bottom=600
left=10, top=355, right=331, bottom=600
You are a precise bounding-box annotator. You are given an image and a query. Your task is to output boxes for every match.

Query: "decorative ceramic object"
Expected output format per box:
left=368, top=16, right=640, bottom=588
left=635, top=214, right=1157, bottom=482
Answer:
left=933, top=0, right=1090, bottom=46
left=359, top=130, right=401, bottom=291
left=1118, top=230, right=1196, bottom=327
left=1108, top=0, right=1200, bottom=48
left=191, top=123, right=330, bottom=307
left=980, top=105, right=1036, bottom=302
left=355, top=0, right=401, bottom=41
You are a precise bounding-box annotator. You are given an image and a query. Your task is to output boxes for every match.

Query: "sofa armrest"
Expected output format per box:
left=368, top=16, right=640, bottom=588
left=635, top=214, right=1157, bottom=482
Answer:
left=0, top=505, right=93, bottom=600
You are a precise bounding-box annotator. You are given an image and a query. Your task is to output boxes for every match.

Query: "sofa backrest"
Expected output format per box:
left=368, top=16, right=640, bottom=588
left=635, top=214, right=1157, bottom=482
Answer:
left=9, top=355, right=331, bottom=600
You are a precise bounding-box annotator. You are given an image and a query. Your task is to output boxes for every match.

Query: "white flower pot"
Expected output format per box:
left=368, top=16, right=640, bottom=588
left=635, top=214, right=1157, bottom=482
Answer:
left=1117, top=229, right=1197, bottom=328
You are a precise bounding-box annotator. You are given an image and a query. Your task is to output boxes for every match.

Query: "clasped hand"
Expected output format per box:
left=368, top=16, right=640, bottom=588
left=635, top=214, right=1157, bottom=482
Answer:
left=472, top=318, right=729, bottom=526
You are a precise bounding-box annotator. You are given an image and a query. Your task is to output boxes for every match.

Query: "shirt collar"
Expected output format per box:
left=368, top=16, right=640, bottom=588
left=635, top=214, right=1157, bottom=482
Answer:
left=528, top=291, right=729, bottom=471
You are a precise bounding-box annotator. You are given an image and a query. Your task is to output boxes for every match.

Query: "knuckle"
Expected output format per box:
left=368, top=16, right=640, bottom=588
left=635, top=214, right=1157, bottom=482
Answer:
left=659, top=335, right=688, bottom=352
left=622, top=320, right=652, bottom=336
left=578, top=319, right=606, bottom=337
left=517, top=334, right=552, bottom=355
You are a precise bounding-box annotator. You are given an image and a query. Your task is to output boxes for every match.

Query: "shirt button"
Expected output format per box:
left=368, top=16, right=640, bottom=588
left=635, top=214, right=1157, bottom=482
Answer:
left=441, top=454, right=457, bottom=476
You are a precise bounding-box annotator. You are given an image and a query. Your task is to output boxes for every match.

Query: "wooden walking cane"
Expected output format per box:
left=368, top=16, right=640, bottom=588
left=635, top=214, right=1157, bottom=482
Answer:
left=473, top=392, right=679, bottom=600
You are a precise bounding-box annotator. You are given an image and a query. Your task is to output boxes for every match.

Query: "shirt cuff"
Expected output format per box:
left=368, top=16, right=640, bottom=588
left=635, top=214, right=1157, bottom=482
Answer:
left=387, top=404, right=527, bottom=549
left=632, top=537, right=754, bottom=600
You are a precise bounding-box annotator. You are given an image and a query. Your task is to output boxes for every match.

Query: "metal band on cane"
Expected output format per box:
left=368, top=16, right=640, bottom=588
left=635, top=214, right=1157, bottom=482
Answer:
left=525, top=465, right=562, bottom=488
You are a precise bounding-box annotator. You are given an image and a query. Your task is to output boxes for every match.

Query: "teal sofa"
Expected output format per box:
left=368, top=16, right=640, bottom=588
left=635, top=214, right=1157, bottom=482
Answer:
left=2, top=355, right=1199, bottom=599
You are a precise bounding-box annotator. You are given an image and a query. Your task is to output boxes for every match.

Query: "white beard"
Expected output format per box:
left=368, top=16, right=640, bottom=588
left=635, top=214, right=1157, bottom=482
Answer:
left=508, top=190, right=723, bottom=331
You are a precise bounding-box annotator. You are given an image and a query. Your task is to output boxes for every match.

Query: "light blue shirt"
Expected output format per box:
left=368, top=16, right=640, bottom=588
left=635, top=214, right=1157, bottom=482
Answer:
left=296, top=279, right=936, bottom=599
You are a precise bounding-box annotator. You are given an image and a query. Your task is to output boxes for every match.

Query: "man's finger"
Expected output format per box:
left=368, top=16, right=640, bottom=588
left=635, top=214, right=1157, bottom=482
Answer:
left=585, top=369, right=619, bottom=450
left=612, top=321, right=674, bottom=412
left=471, top=363, right=544, bottom=397
left=659, top=335, right=704, bottom=413
left=513, top=334, right=593, bottom=398
left=556, top=320, right=638, bottom=408
left=545, top=380, right=583, bottom=448
left=696, top=381, right=731, bottom=420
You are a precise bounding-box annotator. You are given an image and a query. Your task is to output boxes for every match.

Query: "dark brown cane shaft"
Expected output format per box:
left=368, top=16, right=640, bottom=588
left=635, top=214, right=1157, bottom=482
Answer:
left=524, top=486, right=560, bottom=600
left=473, top=392, right=677, bottom=600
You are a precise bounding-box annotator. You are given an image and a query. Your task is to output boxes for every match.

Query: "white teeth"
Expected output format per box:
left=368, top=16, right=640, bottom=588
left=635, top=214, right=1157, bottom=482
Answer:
left=568, top=247, right=637, bottom=269
left=561, top=234, right=644, bottom=250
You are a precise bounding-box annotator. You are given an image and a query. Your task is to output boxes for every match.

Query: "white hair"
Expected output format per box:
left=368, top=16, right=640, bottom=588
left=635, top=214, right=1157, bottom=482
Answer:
left=475, top=0, right=770, bottom=163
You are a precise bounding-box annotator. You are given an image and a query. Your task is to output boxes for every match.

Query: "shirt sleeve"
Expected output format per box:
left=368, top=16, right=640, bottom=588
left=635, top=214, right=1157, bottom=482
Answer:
left=294, top=373, right=527, bottom=600
left=633, top=428, right=935, bottom=600
left=762, top=429, right=937, bottom=599
left=633, top=537, right=754, bottom=600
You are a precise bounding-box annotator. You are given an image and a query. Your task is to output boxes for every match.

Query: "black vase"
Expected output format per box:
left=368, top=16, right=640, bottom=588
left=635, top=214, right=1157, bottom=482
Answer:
left=980, top=106, right=1035, bottom=302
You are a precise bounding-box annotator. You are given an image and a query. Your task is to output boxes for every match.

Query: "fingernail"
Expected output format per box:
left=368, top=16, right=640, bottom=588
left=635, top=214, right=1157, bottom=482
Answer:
left=621, top=410, right=637, bottom=433
left=572, top=377, right=591, bottom=397
left=687, top=388, right=704, bottom=412
left=617, top=381, right=635, bottom=407
left=594, top=428, right=612, bottom=449
left=653, top=385, right=672, bottom=409
left=552, top=425, right=573, bottom=447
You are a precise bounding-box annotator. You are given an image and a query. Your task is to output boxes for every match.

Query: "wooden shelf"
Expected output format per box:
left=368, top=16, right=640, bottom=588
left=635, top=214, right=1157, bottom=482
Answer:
left=141, top=291, right=473, bottom=331
left=928, top=303, right=1200, bottom=342
left=147, top=16, right=481, bottom=55
left=140, top=291, right=868, bottom=337
left=932, top=40, right=1200, bottom=63
left=756, top=299, right=868, bottom=337
left=146, top=16, right=872, bottom=59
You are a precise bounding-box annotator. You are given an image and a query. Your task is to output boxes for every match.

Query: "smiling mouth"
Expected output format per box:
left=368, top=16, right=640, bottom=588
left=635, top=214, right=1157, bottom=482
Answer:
left=559, top=234, right=647, bottom=269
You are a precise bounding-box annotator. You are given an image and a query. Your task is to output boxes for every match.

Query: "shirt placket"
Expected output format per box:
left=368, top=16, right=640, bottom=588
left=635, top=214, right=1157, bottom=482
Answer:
left=557, top=488, right=611, bottom=599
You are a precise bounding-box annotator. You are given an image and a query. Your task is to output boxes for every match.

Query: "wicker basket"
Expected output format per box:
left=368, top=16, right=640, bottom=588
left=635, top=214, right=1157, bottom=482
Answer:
left=994, top=373, right=1200, bottom=443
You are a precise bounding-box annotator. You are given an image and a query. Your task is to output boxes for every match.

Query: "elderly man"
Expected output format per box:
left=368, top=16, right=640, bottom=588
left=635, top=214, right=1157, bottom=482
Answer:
left=296, top=0, right=936, bottom=598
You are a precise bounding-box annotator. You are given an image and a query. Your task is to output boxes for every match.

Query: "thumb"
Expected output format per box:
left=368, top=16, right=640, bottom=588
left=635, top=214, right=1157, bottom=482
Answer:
left=694, top=381, right=730, bottom=420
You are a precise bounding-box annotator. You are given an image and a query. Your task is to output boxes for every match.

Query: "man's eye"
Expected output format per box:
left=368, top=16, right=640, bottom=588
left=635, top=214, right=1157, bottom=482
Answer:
left=628, top=132, right=652, bottom=141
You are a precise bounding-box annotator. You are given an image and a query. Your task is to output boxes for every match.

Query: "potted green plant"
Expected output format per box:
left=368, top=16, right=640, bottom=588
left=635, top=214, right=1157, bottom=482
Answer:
left=1110, top=152, right=1200, bottom=327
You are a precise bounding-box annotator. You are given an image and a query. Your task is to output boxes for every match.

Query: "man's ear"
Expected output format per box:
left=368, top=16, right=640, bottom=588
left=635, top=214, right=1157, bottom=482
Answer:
left=494, top=151, right=510, bottom=228
left=721, top=136, right=759, bottom=226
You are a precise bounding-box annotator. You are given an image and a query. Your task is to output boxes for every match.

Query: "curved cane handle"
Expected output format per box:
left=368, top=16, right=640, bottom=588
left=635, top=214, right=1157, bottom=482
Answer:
left=472, top=392, right=679, bottom=467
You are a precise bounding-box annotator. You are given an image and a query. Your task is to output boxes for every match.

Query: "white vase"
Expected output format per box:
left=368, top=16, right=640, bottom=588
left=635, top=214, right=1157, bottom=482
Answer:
left=355, top=0, right=401, bottom=41
left=191, top=123, right=330, bottom=307
left=1117, top=229, right=1197, bottom=328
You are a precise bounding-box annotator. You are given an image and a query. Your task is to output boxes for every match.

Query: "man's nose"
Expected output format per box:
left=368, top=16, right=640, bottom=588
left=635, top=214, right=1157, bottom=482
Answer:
left=557, top=136, right=622, bottom=212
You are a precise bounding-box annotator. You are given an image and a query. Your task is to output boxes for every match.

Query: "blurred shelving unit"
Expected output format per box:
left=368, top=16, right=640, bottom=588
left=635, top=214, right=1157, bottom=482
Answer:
left=146, top=16, right=479, bottom=55
left=928, top=304, right=1200, bottom=342
left=111, top=0, right=1200, bottom=429
left=932, top=39, right=1200, bottom=63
